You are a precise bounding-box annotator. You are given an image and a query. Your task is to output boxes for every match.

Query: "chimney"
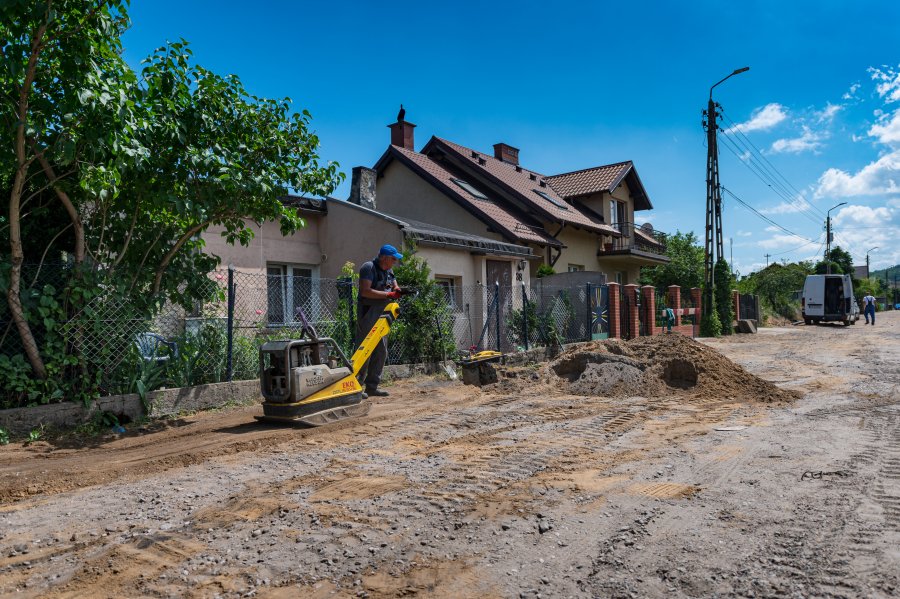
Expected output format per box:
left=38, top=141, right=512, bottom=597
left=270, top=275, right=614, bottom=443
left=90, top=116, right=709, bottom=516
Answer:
left=349, top=166, right=377, bottom=210
left=493, top=142, right=519, bottom=166
left=388, top=110, right=416, bottom=151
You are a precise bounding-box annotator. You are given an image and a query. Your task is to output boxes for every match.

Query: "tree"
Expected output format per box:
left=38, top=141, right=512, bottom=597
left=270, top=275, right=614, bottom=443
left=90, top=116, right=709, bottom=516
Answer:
left=739, top=261, right=813, bottom=320
left=814, top=246, right=853, bottom=277
left=2, top=1, right=342, bottom=401
left=714, top=258, right=735, bottom=334
left=640, top=231, right=704, bottom=291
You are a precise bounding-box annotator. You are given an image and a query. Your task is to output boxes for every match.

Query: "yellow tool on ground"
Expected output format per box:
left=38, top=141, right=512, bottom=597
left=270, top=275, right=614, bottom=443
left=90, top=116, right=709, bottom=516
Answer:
left=256, top=302, right=401, bottom=426
left=459, top=350, right=503, bottom=386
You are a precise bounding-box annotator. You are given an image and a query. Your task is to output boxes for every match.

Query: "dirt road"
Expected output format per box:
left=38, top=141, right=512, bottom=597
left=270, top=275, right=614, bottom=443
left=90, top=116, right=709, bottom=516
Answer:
left=1, top=313, right=898, bottom=598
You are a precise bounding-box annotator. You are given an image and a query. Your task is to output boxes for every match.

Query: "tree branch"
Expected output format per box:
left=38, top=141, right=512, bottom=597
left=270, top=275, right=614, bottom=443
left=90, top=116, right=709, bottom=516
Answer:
left=29, top=223, right=73, bottom=289
left=33, top=146, right=85, bottom=265
left=110, top=197, right=140, bottom=272
left=151, top=221, right=211, bottom=295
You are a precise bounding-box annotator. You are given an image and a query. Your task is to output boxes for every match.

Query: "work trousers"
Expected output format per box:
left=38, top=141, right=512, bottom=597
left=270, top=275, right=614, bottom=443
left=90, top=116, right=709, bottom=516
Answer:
left=865, top=305, right=875, bottom=324
left=355, top=302, right=389, bottom=389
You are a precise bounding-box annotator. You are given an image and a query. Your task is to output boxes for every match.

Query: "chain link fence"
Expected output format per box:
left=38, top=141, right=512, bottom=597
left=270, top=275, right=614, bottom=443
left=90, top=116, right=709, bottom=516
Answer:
left=2, top=267, right=610, bottom=400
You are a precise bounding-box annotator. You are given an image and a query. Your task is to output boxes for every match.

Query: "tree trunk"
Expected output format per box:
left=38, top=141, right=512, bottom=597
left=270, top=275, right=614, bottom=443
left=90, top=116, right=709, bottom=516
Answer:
left=36, top=152, right=85, bottom=264
left=6, top=22, right=49, bottom=378
left=151, top=221, right=211, bottom=295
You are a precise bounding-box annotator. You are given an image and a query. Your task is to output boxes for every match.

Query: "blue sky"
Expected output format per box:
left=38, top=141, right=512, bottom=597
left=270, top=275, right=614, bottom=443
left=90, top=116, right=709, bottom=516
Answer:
left=122, top=1, right=900, bottom=274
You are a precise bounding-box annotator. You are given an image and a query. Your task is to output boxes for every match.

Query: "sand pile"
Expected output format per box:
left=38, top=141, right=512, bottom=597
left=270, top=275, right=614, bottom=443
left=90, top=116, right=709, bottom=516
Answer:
left=547, top=334, right=798, bottom=403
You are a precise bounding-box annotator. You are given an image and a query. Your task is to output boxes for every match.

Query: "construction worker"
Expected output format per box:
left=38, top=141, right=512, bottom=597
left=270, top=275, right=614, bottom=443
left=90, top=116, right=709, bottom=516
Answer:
left=355, top=245, right=403, bottom=396
left=863, top=292, right=876, bottom=325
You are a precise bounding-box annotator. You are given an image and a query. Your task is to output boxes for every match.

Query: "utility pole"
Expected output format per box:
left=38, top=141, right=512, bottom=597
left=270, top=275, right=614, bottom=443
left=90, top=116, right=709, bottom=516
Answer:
left=764, top=253, right=771, bottom=267
left=825, top=202, right=846, bottom=275
left=703, top=66, right=749, bottom=315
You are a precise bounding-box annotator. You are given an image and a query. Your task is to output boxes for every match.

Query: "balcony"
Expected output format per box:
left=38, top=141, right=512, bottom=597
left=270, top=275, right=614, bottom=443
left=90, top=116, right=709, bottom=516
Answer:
left=597, top=222, right=669, bottom=264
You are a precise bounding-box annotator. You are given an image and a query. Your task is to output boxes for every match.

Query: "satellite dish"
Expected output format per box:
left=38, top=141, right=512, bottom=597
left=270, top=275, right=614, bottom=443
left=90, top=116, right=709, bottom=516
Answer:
left=640, top=222, right=654, bottom=232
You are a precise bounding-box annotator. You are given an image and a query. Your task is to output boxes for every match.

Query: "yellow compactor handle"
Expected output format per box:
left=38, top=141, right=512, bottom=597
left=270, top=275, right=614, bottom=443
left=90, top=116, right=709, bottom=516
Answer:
left=350, top=302, right=400, bottom=376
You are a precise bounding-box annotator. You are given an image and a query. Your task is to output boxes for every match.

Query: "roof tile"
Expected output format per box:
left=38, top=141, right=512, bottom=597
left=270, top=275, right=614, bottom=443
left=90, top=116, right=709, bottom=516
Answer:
left=544, top=162, right=633, bottom=199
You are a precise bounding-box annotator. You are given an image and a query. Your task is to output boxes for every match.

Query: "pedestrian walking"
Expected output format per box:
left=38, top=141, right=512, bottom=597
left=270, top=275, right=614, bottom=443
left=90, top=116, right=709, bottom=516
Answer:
left=863, top=293, right=876, bottom=325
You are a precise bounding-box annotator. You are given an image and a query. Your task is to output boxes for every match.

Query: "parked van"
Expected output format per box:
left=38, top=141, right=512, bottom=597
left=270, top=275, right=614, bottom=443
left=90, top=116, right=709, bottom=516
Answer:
left=801, top=274, right=859, bottom=326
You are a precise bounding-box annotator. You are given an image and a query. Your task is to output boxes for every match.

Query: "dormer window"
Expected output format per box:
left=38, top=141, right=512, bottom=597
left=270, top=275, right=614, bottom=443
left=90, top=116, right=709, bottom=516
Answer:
left=534, top=189, right=568, bottom=210
left=451, top=178, right=489, bottom=200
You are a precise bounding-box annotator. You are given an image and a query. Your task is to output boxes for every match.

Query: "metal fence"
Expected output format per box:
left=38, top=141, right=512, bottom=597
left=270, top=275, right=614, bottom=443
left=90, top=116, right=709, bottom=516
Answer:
left=1, top=268, right=611, bottom=396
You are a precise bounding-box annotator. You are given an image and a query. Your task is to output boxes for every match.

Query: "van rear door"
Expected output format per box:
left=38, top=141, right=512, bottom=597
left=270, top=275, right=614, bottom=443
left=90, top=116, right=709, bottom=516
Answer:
left=804, top=276, right=825, bottom=316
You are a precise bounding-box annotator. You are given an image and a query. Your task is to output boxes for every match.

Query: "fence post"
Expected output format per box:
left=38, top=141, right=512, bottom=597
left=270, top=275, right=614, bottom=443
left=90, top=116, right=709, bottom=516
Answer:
left=624, top=284, right=640, bottom=339
left=732, top=290, right=740, bottom=323
left=226, top=265, right=235, bottom=382
left=607, top=282, right=621, bottom=338
left=690, top=287, right=702, bottom=337
left=495, top=282, right=501, bottom=352
left=521, top=282, right=529, bottom=351
left=641, top=285, right=657, bottom=336
left=585, top=282, right=593, bottom=341
left=668, top=285, right=682, bottom=327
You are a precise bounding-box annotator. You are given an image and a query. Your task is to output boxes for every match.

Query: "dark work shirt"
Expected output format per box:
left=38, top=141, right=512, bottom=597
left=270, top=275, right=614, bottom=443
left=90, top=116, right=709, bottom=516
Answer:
left=357, top=258, right=396, bottom=313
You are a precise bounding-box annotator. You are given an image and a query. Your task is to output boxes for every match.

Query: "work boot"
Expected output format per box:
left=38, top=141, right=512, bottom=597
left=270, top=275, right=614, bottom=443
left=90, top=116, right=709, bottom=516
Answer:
left=366, top=387, right=389, bottom=397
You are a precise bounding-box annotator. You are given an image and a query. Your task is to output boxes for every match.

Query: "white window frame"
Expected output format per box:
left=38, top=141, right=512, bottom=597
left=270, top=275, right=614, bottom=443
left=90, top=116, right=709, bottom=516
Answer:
left=434, top=275, right=462, bottom=310
left=266, top=263, right=320, bottom=326
left=567, top=264, right=585, bottom=272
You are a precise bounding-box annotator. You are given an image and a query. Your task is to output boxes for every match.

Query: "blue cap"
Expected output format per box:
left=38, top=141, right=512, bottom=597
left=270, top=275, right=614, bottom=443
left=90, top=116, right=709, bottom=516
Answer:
left=379, top=244, right=404, bottom=260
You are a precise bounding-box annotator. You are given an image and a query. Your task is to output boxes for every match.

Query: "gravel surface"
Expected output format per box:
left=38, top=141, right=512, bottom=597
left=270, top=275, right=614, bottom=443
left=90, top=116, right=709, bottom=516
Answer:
left=0, top=312, right=898, bottom=598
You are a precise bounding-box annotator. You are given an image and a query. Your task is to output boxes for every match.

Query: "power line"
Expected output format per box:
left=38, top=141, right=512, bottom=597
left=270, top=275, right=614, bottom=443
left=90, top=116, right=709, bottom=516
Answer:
left=721, top=186, right=816, bottom=243
left=768, top=233, right=825, bottom=256
left=717, top=131, right=824, bottom=227
left=720, top=110, right=825, bottom=219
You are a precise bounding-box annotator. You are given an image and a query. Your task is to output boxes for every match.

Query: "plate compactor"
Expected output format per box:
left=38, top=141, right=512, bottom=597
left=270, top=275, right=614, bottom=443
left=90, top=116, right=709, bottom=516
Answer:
left=257, top=301, right=402, bottom=426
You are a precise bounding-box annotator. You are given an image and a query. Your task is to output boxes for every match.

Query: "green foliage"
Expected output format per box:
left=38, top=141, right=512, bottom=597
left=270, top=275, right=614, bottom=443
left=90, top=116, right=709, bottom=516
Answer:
left=640, top=231, right=704, bottom=291
left=2, top=1, right=342, bottom=405
left=854, top=278, right=886, bottom=308
left=536, top=264, right=556, bottom=279
left=24, top=426, right=44, bottom=446
left=506, top=296, right=575, bottom=349
left=392, top=250, right=457, bottom=363
left=739, top=261, right=813, bottom=321
left=0, top=427, right=9, bottom=445
left=700, top=301, right=722, bottom=338
left=714, top=259, right=735, bottom=335
left=814, top=246, right=853, bottom=277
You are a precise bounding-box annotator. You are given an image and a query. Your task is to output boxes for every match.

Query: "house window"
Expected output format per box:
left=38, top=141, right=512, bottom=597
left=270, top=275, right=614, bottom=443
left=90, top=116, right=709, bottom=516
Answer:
left=567, top=264, right=584, bottom=272
left=615, top=271, right=627, bottom=285
left=266, top=263, right=319, bottom=325
left=434, top=276, right=461, bottom=309
left=451, top=178, right=489, bottom=200
left=534, top=189, right=569, bottom=210
left=610, top=200, right=626, bottom=231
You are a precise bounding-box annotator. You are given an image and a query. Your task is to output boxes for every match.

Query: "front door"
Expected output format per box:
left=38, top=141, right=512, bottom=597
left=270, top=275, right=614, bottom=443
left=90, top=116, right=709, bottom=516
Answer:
left=485, top=260, right=512, bottom=350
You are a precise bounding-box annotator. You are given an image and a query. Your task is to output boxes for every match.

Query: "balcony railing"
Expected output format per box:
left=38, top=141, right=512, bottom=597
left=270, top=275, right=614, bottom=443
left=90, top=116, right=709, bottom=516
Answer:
left=598, top=222, right=668, bottom=257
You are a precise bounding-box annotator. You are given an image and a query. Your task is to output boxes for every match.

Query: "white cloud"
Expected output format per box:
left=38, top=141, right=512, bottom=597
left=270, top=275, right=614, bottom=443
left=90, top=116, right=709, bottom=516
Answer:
left=771, top=126, right=823, bottom=154
left=814, top=150, right=900, bottom=198
left=868, top=108, right=900, bottom=144
left=737, top=230, right=753, bottom=237
left=728, top=103, right=787, bottom=133
left=842, top=82, right=861, bottom=101
left=758, top=233, right=807, bottom=249
left=830, top=204, right=900, bottom=269
left=760, top=194, right=813, bottom=214
left=869, top=64, right=900, bottom=103
left=815, top=103, right=842, bottom=123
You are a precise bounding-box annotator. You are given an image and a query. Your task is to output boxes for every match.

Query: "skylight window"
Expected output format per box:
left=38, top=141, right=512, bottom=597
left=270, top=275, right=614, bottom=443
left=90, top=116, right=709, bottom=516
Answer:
left=534, top=189, right=568, bottom=210
left=451, top=178, right=489, bottom=200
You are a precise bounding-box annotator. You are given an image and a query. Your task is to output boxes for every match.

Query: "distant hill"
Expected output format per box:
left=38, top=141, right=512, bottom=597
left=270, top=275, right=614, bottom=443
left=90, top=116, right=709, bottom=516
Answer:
left=871, top=264, right=900, bottom=286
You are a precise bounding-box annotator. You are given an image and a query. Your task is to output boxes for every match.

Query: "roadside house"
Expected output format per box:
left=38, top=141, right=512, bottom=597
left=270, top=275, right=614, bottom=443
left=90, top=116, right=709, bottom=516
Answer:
left=370, top=111, right=669, bottom=285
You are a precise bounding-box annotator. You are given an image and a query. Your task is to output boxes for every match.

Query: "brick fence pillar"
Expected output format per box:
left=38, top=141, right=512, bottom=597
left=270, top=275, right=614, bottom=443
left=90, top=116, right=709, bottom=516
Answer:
left=667, top=285, right=681, bottom=326
left=641, top=285, right=657, bottom=336
left=732, top=290, right=740, bottom=322
left=607, top=282, right=620, bottom=339
left=691, top=287, right=702, bottom=335
left=624, top=284, right=640, bottom=338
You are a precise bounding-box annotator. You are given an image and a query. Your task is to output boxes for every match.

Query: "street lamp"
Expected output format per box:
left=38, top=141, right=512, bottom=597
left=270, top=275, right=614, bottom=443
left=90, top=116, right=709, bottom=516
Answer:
left=710, top=66, right=751, bottom=100
left=825, top=202, right=847, bottom=274
left=866, top=246, right=879, bottom=279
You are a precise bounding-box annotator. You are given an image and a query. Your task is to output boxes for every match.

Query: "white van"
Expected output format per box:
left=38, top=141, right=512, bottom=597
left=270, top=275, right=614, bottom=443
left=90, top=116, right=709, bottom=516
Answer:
left=801, top=274, right=860, bottom=326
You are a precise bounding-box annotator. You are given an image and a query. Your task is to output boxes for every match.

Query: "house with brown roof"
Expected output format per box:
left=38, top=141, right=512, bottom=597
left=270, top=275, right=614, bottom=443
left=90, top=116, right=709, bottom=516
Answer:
left=361, top=111, right=669, bottom=285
